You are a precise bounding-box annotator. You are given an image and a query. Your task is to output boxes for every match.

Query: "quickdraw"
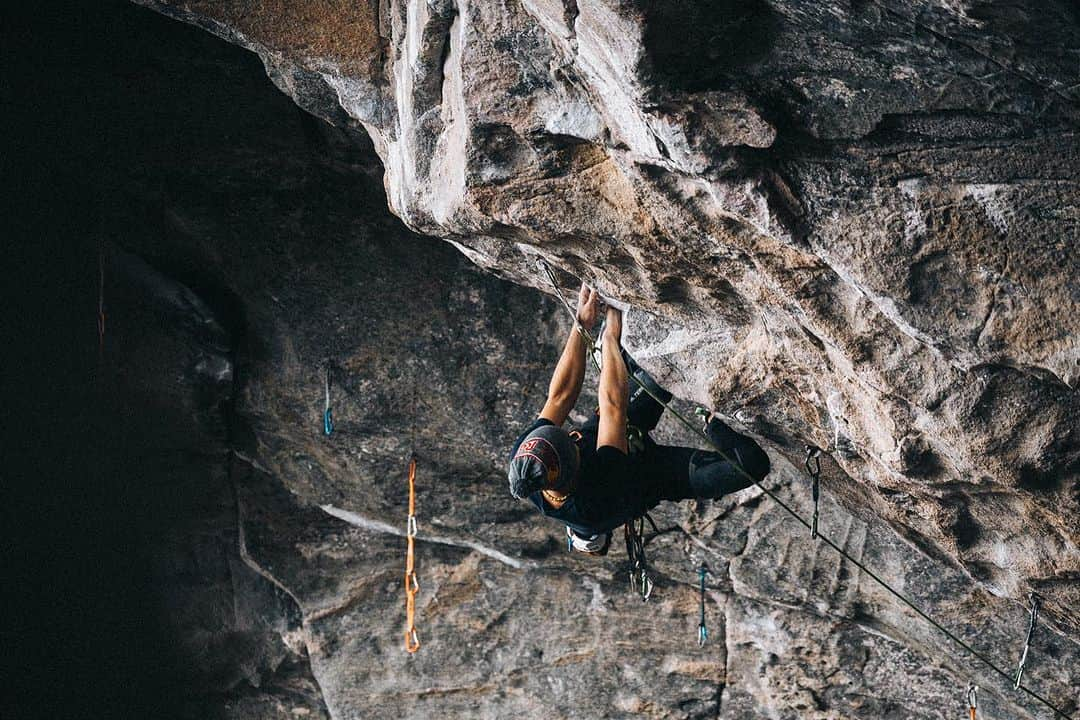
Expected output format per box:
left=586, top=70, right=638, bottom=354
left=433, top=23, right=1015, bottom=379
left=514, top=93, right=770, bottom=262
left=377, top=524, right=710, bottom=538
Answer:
left=695, top=406, right=711, bottom=432
left=536, top=258, right=603, bottom=375
left=323, top=361, right=334, bottom=436
left=697, top=563, right=709, bottom=647
left=804, top=445, right=822, bottom=539
left=967, top=684, right=978, bottom=720
left=624, top=516, right=653, bottom=601
left=1014, top=592, right=1040, bottom=689
left=404, top=457, right=421, bottom=653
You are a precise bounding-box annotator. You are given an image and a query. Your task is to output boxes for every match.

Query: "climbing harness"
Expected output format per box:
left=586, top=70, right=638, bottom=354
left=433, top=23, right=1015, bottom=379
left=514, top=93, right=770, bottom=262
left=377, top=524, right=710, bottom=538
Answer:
left=1014, top=592, right=1040, bottom=689
left=697, top=563, right=709, bottom=647
left=534, top=256, right=1073, bottom=719
left=323, top=361, right=334, bottom=436
left=624, top=516, right=653, bottom=601
left=403, top=457, right=421, bottom=653
left=967, top=684, right=978, bottom=720
left=804, top=445, right=822, bottom=539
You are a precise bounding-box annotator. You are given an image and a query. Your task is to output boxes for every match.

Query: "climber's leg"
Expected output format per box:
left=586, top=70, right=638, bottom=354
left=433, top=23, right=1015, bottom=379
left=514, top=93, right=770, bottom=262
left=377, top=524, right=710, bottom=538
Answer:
left=623, top=349, right=672, bottom=435
left=636, top=444, right=697, bottom=502
left=702, top=415, right=770, bottom=483
left=684, top=416, right=770, bottom=497
left=637, top=418, right=770, bottom=502
left=684, top=449, right=762, bottom=497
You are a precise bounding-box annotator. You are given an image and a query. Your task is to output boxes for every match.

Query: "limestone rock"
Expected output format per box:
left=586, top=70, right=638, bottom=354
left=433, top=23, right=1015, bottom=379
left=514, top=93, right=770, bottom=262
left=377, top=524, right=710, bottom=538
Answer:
left=139, top=0, right=1079, bottom=633
left=22, top=2, right=1079, bottom=719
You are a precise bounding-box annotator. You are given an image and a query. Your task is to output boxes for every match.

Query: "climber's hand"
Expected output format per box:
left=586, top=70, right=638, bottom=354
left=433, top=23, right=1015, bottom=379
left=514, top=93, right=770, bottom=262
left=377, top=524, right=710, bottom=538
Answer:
left=603, top=306, right=622, bottom=345
left=576, top=283, right=600, bottom=332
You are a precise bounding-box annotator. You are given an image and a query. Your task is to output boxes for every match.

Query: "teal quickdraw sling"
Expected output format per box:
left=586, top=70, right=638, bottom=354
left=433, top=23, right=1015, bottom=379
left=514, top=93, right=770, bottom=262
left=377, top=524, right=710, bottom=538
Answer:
left=697, top=563, right=709, bottom=647
left=323, top=362, right=334, bottom=436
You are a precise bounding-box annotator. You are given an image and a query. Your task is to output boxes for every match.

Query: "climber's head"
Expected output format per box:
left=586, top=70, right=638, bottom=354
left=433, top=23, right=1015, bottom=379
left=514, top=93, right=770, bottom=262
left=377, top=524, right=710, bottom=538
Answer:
left=507, top=425, right=579, bottom=499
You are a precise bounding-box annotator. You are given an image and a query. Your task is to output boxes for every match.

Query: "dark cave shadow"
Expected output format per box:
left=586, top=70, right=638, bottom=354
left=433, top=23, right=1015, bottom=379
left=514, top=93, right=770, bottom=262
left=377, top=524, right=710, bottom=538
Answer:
left=639, top=0, right=781, bottom=94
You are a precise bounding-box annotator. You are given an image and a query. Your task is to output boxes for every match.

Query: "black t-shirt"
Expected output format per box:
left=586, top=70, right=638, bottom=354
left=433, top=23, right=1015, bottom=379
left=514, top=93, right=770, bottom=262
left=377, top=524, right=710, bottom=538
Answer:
left=509, top=417, right=647, bottom=535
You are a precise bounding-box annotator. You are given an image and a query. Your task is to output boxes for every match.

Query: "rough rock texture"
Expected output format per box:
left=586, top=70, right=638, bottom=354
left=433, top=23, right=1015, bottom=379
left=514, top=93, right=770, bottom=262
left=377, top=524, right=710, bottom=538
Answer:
left=10, top=2, right=1078, bottom=719
left=139, top=0, right=1080, bottom=628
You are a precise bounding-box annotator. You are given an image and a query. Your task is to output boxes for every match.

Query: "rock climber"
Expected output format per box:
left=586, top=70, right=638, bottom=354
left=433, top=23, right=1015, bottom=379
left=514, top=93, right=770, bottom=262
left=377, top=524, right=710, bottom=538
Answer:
left=507, top=283, right=771, bottom=554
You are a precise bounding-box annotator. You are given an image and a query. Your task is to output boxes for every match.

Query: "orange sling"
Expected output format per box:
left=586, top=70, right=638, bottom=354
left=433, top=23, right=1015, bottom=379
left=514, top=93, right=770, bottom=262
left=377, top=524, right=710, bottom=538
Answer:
left=404, top=458, right=421, bottom=653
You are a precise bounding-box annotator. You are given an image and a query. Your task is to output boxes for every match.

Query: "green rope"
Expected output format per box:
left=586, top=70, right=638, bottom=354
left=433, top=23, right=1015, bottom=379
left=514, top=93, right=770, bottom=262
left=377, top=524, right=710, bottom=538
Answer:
left=536, top=258, right=1073, bottom=720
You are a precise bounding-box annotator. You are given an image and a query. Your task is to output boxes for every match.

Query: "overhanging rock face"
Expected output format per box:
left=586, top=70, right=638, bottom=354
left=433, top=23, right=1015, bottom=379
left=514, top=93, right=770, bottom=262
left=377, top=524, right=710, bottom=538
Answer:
left=130, top=1, right=1078, bottom=717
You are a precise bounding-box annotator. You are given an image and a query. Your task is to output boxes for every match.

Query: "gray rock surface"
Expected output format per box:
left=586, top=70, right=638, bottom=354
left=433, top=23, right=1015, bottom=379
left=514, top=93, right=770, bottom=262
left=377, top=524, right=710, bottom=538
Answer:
left=26, top=2, right=1079, bottom=718
left=137, top=0, right=1080, bottom=632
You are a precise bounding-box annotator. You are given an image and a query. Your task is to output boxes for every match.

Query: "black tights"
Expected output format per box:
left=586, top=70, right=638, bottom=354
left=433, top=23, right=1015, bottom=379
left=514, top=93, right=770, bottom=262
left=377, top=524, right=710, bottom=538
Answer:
left=622, top=352, right=770, bottom=504
left=650, top=420, right=770, bottom=501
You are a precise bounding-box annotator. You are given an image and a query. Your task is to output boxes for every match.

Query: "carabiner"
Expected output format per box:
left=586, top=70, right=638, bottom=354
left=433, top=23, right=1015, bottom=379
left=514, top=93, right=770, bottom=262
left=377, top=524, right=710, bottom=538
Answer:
left=804, top=445, right=822, bottom=539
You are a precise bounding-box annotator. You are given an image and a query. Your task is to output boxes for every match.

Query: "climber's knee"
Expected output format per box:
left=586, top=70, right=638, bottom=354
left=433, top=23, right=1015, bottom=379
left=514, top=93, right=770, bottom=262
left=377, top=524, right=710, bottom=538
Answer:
left=687, top=440, right=769, bottom=498
left=688, top=450, right=742, bottom=499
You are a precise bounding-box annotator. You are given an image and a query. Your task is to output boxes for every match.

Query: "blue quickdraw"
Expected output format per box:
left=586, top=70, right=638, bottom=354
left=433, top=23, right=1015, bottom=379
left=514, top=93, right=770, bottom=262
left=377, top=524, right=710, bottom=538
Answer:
left=697, top=563, right=708, bottom=647
left=323, top=363, right=334, bottom=436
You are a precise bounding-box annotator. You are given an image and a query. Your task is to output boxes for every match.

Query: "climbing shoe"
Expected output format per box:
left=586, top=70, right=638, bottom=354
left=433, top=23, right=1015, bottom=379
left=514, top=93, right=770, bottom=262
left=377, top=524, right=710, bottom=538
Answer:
left=566, top=526, right=612, bottom=556
left=625, top=349, right=672, bottom=405
left=696, top=409, right=743, bottom=448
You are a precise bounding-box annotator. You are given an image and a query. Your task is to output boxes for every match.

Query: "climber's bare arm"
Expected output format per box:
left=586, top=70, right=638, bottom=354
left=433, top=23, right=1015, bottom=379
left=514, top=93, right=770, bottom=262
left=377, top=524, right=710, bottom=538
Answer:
left=539, top=284, right=599, bottom=425
left=597, top=307, right=628, bottom=453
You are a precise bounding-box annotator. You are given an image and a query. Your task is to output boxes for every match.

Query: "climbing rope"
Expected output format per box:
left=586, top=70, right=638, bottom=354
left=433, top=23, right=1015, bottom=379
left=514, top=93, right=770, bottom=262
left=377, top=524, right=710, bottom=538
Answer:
left=537, top=261, right=603, bottom=377
left=535, top=257, right=1072, bottom=719
left=697, top=563, right=709, bottom=647
left=404, top=457, right=421, bottom=653
left=804, top=445, right=822, bottom=539
left=624, top=516, right=653, bottom=601
left=323, top=361, right=334, bottom=436
left=967, top=684, right=978, bottom=720
left=1014, top=592, right=1040, bottom=689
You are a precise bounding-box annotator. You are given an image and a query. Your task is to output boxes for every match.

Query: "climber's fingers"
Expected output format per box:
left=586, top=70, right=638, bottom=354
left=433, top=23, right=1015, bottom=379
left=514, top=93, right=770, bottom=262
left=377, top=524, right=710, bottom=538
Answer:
left=577, top=284, right=600, bottom=330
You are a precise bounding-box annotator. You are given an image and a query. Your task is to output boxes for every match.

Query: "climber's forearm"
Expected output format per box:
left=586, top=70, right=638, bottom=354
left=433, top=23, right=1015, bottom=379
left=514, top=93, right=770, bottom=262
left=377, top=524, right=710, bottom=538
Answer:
left=597, top=310, right=628, bottom=452
left=539, top=325, right=588, bottom=425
